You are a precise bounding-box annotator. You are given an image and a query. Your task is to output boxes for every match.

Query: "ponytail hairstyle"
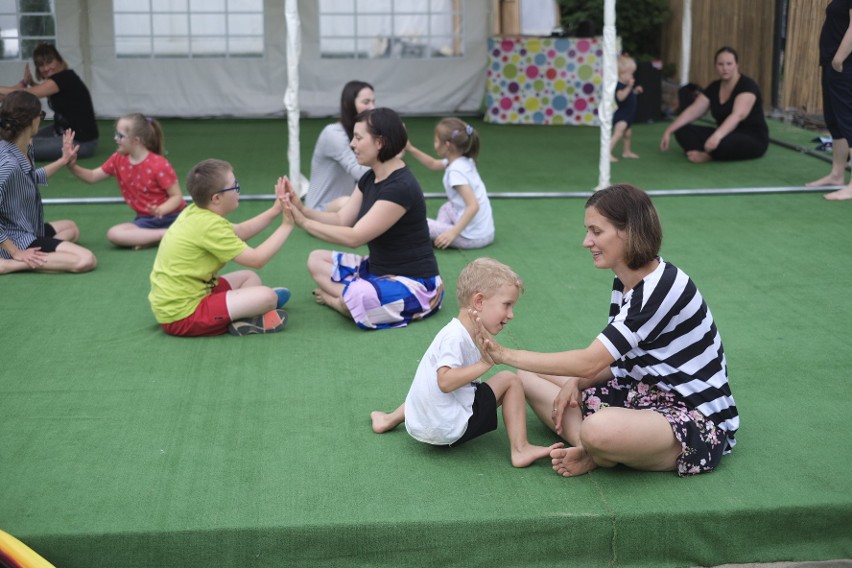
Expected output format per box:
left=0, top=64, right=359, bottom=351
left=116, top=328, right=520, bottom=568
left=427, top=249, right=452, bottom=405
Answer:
left=0, top=90, right=42, bottom=142
left=340, top=80, right=374, bottom=140
left=121, top=113, right=165, bottom=155
left=435, top=117, right=480, bottom=160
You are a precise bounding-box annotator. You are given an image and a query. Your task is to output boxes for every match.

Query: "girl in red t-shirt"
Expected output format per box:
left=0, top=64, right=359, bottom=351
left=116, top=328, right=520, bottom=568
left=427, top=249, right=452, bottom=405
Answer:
left=66, top=113, right=185, bottom=249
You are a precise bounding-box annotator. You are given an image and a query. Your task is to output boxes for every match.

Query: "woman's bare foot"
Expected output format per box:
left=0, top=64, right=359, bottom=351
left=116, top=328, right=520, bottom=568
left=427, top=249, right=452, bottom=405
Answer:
left=511, top=441, right=564, bottom=468
left=550, top=446, right=598, bottom=477
left=312, top=288, right=352, bottom=318
left=622, top=151, right=639, bottom=159
left=824, top=187, right=852, bottom=200
left=312, top=288, right=329, bottom=305
left=686, top=150, right=712, bottom=163
left=370, top=411, right=402, bottom=433
left=806, top=174, right=845, bottom=187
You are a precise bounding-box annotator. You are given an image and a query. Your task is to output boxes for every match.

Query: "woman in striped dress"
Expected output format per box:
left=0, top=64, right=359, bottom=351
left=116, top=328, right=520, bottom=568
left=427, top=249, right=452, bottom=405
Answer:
left=476, top=184, right=738, bottom=477
left=0, top=91, right=96, bottom=274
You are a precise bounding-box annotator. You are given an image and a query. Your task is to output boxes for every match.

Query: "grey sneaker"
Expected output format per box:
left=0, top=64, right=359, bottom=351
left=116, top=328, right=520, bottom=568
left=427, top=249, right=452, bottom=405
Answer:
left=227, top=309, right=288, bottom=336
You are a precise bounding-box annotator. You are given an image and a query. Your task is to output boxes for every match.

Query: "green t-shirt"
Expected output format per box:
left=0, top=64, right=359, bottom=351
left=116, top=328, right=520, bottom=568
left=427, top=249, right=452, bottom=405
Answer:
left=148, top=204, right=248, bottom=324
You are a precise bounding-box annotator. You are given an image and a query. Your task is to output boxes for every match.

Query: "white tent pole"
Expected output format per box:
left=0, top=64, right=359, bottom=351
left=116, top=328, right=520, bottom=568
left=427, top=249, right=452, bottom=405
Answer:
left=284, top=0, right=305, bottom=196
left=596, top=0, right=617, bottom=191
left=680, top=0, right=692, bottom=86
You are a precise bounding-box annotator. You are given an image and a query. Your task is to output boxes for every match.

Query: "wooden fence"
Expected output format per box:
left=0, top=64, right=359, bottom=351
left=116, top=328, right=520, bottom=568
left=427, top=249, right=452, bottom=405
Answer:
left=662, top=0, right=826, bottom=113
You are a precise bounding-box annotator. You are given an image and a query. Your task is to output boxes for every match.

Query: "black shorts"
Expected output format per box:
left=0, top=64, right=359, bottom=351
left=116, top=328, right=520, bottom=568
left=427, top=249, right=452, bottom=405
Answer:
left=449, top=382, right=498, bottom=447
left=27, top=223, right=62, bottom=253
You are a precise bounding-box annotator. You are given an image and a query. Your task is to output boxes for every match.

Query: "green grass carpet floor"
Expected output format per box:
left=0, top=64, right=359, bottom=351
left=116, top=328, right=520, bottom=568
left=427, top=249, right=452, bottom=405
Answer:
left=2, top=192, right=852, bottom=567
left=1, top=118, right=851, bottom=567
left=42, top=115, right=835, bottom=203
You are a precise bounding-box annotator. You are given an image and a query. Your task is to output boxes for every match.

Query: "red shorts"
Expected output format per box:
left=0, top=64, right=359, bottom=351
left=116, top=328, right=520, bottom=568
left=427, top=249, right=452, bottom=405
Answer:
left=161, top=279, right=233, bottom=337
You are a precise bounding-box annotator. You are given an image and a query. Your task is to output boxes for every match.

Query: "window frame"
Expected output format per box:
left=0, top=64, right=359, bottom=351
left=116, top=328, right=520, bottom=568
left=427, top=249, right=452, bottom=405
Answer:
left=112, top=0, right=265, bottom=60
left=318, top=0, right=464, bottom=60
left=0, top=0, right=57, bottom=61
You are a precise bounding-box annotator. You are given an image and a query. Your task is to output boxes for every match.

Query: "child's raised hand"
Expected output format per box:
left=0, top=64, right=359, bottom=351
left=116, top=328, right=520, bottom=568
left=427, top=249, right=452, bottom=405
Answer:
left=62, top=129, right=79, bottom=166
left=279, top=178, right=307, bottom=228
left=23, top=63, right=32, bottom=86
left=274, top=177, right=297, bottom=225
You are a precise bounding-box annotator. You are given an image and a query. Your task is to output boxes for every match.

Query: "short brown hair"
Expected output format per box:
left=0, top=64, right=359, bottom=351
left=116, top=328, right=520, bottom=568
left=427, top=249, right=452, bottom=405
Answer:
left=187, top=159, right=232, bottom=207
left=585, top=184, right=662, bottom=270
left=353, top=107, right=407, bottom=162
left=456, top=257, right=524, bottom=308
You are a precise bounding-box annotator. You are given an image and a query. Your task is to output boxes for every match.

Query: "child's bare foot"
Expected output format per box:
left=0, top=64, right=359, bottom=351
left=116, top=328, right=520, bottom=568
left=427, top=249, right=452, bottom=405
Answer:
left=371, top=411, right=401, bottom=433
left=824, top=187, right=852, bottom=200
left=806, top=174, right=845, bottom=187
left=550, top=446, right=598, bottom=477
left=511, top=441, right=564, bottom=468
left=622, top=151, right=639, bottom=159
left=609, top=155, right=618, bottom=163
left=686, top=150, right=712, bottom=163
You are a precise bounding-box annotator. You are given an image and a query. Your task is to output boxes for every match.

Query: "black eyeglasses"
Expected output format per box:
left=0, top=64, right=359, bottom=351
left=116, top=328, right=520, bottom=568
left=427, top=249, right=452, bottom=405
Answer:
left=216, top=181, right=240, bottom=194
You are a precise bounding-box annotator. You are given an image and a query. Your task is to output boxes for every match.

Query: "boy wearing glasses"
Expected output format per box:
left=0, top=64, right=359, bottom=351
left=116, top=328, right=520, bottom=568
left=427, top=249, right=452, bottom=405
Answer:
left=148, top=159, right=294, bottom=336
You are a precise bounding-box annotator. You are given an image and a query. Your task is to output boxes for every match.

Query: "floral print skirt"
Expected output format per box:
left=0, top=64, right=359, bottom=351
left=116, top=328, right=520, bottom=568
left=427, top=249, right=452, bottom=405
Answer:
left=582, top=379, right=727, bottom=476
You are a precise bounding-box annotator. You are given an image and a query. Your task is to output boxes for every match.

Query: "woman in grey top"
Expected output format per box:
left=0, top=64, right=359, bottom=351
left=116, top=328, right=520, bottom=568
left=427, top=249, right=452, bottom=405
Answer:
left=305, top=81, right=375, bottom=212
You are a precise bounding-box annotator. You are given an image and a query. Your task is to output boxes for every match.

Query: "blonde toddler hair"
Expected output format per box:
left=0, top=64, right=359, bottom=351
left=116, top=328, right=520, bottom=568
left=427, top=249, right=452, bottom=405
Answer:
left=456, top=257, right=524, bottom=308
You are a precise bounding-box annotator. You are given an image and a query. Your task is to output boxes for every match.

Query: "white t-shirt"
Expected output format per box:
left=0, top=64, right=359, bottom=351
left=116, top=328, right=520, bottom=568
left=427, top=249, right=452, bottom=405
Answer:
left=404, top=318, right=482, bottom=445
left=442, top=156, right=494, bottom=240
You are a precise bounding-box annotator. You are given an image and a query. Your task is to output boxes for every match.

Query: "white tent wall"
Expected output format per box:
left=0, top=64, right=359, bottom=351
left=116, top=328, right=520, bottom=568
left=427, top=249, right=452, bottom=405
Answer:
left=0, top=1, right=491, bottom=119
left=296, top=3, right=489, bottom=117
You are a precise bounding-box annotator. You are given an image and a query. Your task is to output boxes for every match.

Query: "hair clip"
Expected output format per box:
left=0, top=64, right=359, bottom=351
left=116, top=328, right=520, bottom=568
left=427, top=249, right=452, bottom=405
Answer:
left=465, top=124, right=474, bottom=135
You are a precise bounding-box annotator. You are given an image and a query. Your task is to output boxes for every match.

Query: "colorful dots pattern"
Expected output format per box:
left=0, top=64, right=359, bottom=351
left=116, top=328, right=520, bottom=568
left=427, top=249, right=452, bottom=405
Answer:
left=485, top=36, right=603, bottom=126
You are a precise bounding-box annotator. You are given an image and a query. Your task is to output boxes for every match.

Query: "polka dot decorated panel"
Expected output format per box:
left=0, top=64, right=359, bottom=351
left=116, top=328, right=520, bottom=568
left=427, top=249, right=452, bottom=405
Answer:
left=485, top=36, right=603, bottom=126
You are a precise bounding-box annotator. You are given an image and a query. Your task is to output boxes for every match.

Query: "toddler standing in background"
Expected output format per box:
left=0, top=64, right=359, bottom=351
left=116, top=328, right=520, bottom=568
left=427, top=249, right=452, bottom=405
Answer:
left=405, top=118, right=494, bottom=249
left=371, top=257, right=562, bottom=467
left=610, top=54, right=644, bottom=162
left=65, top=113, right=185, bottom=249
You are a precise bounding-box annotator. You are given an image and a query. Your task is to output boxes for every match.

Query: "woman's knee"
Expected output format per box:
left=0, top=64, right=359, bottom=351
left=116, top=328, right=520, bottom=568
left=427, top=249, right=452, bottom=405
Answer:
left=51, top=220, right=80, bottom=242
left=72, top=249, right=97, bottom=273
left=306, top=249, right=330, bottom=272
left=578, top=411, right=619, bottom=453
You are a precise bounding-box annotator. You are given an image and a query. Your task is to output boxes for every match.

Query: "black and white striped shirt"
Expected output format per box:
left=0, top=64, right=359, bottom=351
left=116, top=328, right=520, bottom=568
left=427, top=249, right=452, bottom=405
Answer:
left=0, top=140, right=48, bottom=259
left=597, top=259, right=739, bottom=452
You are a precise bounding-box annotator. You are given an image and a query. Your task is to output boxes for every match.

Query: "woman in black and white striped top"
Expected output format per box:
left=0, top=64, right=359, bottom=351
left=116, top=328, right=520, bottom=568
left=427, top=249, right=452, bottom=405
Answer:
left=476, top=184, right=738, bottom=477
left=0, top=90, right=96, bottom=274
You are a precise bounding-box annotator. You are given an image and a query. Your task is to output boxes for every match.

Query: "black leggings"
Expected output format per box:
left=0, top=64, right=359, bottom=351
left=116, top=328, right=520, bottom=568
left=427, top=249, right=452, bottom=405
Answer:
left=674, top=124, right=768, bottom=161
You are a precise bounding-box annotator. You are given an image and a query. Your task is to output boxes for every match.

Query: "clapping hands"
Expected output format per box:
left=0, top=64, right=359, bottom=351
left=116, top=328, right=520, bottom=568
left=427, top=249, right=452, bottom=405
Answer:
left=278, top=176, right=307, bottom=227
left=62, top=129, right=79, bottom=167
